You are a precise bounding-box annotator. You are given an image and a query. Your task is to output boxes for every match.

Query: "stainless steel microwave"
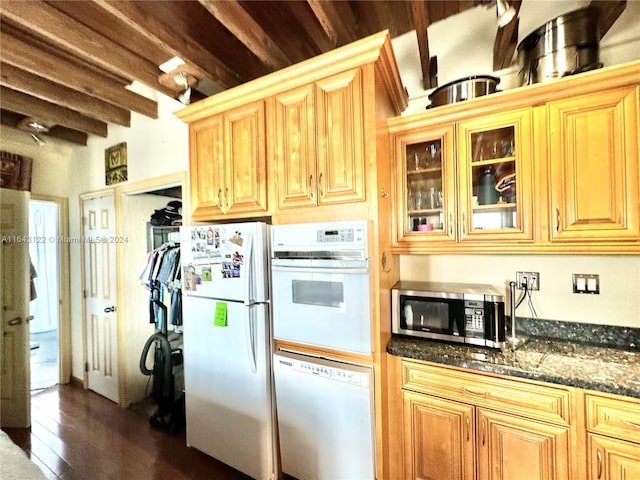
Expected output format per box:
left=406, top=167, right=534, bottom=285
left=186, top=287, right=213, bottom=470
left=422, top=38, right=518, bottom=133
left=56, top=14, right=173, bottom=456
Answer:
left=391, top=281, right=506, bottom=348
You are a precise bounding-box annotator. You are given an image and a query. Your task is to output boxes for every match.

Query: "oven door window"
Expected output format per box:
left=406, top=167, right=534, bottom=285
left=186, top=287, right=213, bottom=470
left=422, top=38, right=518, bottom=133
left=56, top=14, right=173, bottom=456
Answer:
left=271, top=265, right=371, bottom=354
left=292, top=280, right=344, bottom=308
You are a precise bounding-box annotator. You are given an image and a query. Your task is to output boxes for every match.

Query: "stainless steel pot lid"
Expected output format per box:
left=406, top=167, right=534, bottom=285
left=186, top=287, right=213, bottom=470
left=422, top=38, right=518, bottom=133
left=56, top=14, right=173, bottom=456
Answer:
left=428, top=75, right=501, bottom=100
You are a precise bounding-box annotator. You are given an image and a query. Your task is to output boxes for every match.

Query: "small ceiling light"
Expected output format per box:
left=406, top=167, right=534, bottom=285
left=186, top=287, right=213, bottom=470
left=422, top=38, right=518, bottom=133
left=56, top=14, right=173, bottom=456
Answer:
left=497, top=0, right=516, bottom=27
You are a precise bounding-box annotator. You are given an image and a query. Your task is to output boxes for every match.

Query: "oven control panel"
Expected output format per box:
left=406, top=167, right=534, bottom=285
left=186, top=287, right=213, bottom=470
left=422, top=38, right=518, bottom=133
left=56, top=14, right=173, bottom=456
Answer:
left=317, top=227, right=355, bottom=243
left=272, top=220, right=367, bottom=252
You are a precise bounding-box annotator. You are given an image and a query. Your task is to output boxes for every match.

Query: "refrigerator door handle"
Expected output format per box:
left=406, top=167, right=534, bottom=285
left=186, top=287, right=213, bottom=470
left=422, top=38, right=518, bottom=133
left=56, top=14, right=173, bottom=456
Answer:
left=243, top=232, right=254, bottom=306
left=246, top=305, right=258, bottom=374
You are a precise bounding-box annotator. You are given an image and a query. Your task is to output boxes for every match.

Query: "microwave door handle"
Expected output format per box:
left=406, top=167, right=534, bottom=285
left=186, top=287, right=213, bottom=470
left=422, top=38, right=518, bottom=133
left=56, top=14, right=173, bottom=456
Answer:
left=271, top=265, right=368, bottom=275
left=243, top=232, right=254, bottom=306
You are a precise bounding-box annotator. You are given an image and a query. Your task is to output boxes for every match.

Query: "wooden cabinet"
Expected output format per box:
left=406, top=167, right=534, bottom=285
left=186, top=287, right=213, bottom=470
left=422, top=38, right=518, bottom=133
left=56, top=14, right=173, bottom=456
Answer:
left=388, top=61, right=640, bottom=254
left=585, top=393, right=640, bottom=480
left=274, top=68, right=365, bottom=210
left=400, top=361, right=574, bottom=480
left=188, top=100, right=268, bottom=221
left=547, top=87, right=639, bottom=243
left=392, top=109, right=535, bottom=248
left=477, top=408, right=570, bottom=480
left=403, top=390, right=475, bottom=480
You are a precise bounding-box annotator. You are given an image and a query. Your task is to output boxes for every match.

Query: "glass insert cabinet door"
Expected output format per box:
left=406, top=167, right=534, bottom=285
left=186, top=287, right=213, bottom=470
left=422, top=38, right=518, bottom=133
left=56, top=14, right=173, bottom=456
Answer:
left=457, top=109, right=534, bottom=241
left=396, top=125, right=455, bottom=241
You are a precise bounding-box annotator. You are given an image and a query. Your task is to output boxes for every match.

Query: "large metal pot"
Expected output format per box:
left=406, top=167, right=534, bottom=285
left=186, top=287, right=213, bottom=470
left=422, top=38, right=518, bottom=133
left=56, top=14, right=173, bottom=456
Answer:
left=517, top=7, right=602, bottom=86
left=427, top=75, right=500, bottom=108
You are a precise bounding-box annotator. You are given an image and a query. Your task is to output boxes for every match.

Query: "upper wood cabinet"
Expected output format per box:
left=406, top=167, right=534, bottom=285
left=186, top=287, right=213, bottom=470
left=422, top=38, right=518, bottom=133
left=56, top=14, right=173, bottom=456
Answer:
left=388, top=61, right=640, bottom=254
left=392, top=108, right=535, bottom=250
left=547, top=87, right=639, bottom=243
left=188, top=100, right=268, bottom=221
left=274, top=68, right=365, bottom=210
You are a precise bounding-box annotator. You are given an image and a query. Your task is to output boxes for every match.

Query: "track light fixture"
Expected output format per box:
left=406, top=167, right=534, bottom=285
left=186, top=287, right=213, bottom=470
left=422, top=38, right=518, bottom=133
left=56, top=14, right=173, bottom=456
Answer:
left=497, top=0, right=516, bottom=27
left=30, top=132, right=46, bottom=146
left=175, top=71, right=192, bottom=105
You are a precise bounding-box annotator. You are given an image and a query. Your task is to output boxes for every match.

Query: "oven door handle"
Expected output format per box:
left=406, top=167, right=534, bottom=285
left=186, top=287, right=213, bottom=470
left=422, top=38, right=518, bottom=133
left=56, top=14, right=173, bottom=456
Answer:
left=271, top=265, right=369, bottom=275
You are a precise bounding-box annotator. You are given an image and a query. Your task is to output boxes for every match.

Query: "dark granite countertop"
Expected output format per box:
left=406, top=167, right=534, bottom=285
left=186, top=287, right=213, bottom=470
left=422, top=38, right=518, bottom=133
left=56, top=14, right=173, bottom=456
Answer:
left=388, top=335, right=640, bottom=399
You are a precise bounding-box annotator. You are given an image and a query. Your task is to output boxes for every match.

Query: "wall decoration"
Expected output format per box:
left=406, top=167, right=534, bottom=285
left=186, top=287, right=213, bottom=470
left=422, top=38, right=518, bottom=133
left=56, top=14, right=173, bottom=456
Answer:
left=0, top=151, right=33, bottom=191
left=105, top=142, right=128, bottom=185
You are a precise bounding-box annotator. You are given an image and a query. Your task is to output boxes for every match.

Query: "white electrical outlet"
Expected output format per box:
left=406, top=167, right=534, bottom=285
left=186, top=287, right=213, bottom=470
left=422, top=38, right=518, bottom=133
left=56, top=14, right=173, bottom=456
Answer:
left=516, top=271, right=540, bottom=290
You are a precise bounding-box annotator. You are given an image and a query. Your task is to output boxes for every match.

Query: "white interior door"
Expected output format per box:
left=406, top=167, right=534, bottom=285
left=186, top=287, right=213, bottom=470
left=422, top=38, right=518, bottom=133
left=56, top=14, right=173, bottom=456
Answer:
left=1, top=188, right=31, bottom=427
left=82, top=193, right=119, bottom=403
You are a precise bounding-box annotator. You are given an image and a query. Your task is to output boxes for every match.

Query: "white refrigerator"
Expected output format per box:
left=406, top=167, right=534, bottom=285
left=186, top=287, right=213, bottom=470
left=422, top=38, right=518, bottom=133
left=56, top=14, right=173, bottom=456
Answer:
left=180, top=222, right=276, bottom=480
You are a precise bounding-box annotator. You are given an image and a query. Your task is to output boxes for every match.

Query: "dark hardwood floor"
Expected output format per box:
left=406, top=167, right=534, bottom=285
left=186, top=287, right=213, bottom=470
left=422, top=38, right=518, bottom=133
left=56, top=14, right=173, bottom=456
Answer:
left=2, top=383, right=253, bottom=480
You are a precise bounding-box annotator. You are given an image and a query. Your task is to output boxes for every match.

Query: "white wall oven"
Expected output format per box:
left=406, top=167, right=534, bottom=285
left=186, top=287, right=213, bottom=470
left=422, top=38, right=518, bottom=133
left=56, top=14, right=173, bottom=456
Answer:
left=271, top=220, right=376, bottom=479
left=270, top=220, right=371, bottom=354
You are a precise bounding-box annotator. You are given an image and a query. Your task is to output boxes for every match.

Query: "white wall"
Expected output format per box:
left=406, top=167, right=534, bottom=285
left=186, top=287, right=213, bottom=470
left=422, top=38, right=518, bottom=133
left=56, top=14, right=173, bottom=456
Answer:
left=392, top=0, right=640, bottom=329
left=67, top=88, right=189, bottom=381
left=393, top=0, right=640, bottom=114
left=0, top=127, right=73, bottom=197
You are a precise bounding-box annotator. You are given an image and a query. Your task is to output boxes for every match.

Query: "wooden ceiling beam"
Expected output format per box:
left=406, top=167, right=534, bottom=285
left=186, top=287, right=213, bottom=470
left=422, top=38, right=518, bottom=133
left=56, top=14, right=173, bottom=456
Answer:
left=492, top=0, right=522, bottom=71
left=0, top=1, right=175, bottom=99
left=589, top=0, right=627, bottom=37
left=411, top=0, right=438, bottom=90
left=0, top=29, right=157, bottom=119
left=284, top=1, right=336, bottom=53
left=1, top=87, right=108, bottom=137
left=307, top=0, right=358, bottom=47
left=198, top=0, right=291, bottom=70
left=0, top=109, right=88, bottom=146
left=0, top=62, right=131, bottom=127
left=97, top=0, right=242, bottom=89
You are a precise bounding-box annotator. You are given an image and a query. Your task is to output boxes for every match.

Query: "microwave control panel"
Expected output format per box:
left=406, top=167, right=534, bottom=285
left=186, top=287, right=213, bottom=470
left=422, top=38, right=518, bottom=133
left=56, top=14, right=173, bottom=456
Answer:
left=464, top=300, right=485, bottom=337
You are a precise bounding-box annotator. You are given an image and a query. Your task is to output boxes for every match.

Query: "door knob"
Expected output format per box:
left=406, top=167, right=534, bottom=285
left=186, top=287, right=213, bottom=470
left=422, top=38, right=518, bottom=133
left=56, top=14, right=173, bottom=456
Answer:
left=104, top=306, right=116, bottom=313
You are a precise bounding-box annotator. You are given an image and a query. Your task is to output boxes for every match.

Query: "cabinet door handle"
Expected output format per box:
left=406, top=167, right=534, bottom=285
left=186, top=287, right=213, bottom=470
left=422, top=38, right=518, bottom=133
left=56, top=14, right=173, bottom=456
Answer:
left=465, top=416, right=470, bottom=442
left=309, top=175, right=314, bottom=200
left=556, top=204, right=560, bottom=233
left=216, top=189, right=222, bottom=207
left=225, top=187, right=230, bottom=208
left=448, top=212, right=453, bottom=237
left=624, top=420, right=640, bottom=429
left=481, top=419, right=486, bottom=446
left=318, top=172, right=325, bottom=198
left=462, top=212, right=466, bottom=236
left=461, top=386, right=489, bottom=398
left=596, top=449, right=603, bottom=479
left=380, top=188, right=389, bottom=198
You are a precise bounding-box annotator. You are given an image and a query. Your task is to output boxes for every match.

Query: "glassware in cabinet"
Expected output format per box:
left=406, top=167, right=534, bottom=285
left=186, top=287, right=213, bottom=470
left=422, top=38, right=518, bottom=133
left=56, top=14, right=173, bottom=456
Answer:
left=458, top=110, right=534, bottom=241
left=405, top=138, right=445, bottom=234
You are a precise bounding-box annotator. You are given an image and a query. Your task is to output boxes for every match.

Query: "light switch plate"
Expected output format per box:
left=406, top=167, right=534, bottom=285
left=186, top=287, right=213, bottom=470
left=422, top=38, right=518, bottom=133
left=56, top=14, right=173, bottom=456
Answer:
left=573, top=273, right=599, bottom=294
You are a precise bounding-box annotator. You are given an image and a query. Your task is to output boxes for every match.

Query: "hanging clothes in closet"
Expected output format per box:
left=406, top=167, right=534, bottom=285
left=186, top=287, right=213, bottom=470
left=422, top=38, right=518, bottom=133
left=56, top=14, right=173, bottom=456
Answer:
left=140, top=242, right=182, bottom=329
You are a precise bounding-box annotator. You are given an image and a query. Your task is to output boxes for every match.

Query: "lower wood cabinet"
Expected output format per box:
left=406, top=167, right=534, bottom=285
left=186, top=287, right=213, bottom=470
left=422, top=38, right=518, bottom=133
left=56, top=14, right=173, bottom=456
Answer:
left=477, top=408, right=570, bottom=480
left=402, top=390, right=570, bottom=480
left=585, top=393, right=640, bottom=480
left=395, top=360, right=640, bottom=480
left=399, top=360, right=574, bottom=480
left=587, top=434, right=640, bottom=480
left=403, top=391, right=475, bottom=480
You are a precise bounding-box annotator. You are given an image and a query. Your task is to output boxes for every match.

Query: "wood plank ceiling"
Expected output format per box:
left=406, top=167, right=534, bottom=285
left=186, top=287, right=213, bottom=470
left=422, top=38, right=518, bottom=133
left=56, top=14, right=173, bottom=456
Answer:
left=0, top=0, right=625, bottom=146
